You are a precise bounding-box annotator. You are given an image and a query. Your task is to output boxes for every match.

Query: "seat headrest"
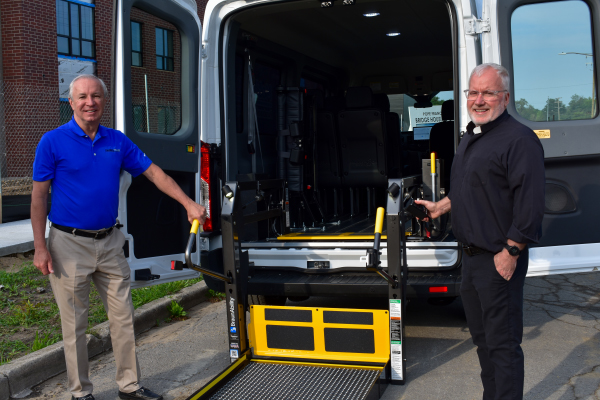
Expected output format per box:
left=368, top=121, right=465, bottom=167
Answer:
left=372, top=94, right=390, bottom=112
left=441, top=100, right=454, bottom=121
left=345, top=87, right=373, bottom=109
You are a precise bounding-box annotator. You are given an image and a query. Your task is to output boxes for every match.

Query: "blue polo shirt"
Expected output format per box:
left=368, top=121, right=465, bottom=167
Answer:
left=33, top=117, right=152, bottom=230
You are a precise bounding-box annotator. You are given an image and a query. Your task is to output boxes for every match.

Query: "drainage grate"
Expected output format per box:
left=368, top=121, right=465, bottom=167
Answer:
left=209, top=362, right=380, bottom=400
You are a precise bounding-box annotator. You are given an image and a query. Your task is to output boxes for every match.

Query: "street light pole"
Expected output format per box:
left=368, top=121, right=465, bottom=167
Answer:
left=559, top=51, right=595, bottom=118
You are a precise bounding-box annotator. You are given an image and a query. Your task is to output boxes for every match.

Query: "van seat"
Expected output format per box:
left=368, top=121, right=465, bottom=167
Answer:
left=429, top=99, right=454, bottom=190
left=373, top=93, right=402, bottom=179
left=337, top=87, right=388, bottom=188
left=315, top=93, right=343, bottom=188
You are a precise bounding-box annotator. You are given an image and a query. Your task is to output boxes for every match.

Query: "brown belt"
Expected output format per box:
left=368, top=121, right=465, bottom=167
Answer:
left=52, top=223, right=114, bottom=239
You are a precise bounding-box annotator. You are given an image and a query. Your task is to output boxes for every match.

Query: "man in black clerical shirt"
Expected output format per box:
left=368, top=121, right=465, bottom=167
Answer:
left=416, top=63, right=545, bottom=400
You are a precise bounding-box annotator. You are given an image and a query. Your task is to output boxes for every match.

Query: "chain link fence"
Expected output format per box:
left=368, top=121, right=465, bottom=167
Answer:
left=132, top=97, right=181, bottom=135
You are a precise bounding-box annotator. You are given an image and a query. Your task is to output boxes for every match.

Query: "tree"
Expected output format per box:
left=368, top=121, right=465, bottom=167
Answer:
left=431, top=96, right=445, bottom=106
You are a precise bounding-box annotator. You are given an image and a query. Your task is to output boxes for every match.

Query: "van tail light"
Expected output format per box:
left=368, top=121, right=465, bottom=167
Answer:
left=200, top=141, right=213, bottom=232
left=429, top=286, right=448, bottom=293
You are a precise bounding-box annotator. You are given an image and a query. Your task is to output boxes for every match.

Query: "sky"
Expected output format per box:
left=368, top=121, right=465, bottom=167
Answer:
left=439, top=0, right=595, bottom=111
left=511, top=0, right=595, bottom=110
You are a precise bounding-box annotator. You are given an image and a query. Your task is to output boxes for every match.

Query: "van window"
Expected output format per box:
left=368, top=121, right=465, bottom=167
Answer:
left=130, top=7, right=181, bottom=134
left=511, top=1, right=596, bottom=121
left=389, top=91, right=453, bottom=132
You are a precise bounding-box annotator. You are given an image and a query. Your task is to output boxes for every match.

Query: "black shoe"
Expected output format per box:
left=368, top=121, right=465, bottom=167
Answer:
left=118, top=387, right=163, bottom=400
left=71, top=395, right=95, bottom=400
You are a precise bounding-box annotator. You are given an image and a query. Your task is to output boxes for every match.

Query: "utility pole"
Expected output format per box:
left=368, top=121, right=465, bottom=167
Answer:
left=559, top=52, right=595, bottom=118
left=547, top=96, right=549, bottom=121
left=556, top=97, right=562, bottom=121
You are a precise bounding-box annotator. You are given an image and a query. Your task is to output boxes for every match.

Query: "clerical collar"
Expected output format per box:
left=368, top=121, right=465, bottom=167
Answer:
left=467, top=110, right=509, bottom=136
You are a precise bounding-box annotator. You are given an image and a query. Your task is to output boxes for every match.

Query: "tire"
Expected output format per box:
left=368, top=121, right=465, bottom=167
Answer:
left=248, top=295, right=287, bottom=306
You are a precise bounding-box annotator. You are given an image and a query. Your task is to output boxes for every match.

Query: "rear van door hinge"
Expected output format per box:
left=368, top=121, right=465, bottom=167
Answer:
left=464, top=18, right=491, bottom=35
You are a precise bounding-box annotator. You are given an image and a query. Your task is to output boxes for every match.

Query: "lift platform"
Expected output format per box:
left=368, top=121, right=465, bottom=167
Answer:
left=179, top=178, right=416, bottom=400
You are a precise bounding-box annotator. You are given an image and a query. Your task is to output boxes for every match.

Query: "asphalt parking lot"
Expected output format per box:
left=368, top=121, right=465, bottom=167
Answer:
left=26, top=271, right=600, bottom=400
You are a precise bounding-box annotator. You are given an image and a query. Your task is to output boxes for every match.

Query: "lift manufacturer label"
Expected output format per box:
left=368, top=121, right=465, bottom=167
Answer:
left=389, top=299, right=403, bottom=381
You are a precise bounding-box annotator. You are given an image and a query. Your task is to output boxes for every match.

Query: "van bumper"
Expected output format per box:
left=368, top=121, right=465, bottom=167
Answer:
left=246, top=269, right=461, bottom=299
left=202, top=248, right=461, bottom=299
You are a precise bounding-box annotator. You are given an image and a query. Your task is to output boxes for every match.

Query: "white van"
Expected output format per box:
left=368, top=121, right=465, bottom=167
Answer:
left=114, top=0, right=600, bottom=303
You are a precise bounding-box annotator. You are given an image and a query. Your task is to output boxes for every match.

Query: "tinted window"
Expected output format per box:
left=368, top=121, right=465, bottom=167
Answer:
left=512, top=1, right=596, bottom=121
left=130, top=8, right=181, bottom=135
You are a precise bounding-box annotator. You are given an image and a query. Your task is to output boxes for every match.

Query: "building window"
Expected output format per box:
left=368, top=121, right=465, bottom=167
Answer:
left=155, top=27, right=174, bottom=71
left=131, top=21, right=143, bottom=67
left=56, top=0, right=95, bottom=59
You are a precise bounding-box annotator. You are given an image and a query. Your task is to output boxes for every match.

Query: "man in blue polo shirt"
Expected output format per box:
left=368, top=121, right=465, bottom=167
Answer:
left=31, top=74, right=206, bottom=400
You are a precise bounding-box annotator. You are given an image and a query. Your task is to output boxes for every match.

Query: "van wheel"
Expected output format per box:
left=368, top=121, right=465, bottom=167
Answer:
left=427, top=296, right=457, bottom=306
left=248, top=295, right=287, bottom=306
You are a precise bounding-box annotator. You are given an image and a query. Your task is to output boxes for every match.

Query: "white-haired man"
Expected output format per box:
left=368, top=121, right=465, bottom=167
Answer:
left=417, top=63, right=545, bottom=400
left=31, top=74, right=206, bottom=400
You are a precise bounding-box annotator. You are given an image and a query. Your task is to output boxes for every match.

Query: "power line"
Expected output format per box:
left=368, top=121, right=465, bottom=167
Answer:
left=518, top=83, right=593, bottom=91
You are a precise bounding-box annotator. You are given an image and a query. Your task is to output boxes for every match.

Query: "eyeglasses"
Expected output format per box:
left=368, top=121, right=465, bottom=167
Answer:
left=463, top=90, right=507, bottom=100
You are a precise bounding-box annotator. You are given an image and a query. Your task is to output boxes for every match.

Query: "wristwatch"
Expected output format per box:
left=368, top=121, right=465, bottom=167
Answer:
left=504, top=244, right=521, bottom=256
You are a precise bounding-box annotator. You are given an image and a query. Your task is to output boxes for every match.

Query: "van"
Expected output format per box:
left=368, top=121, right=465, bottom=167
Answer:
left=114, top=0, right=600, bottom=303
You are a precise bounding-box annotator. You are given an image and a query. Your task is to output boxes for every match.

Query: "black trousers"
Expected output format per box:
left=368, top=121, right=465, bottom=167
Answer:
left=460, top=247, right=529, bottom=400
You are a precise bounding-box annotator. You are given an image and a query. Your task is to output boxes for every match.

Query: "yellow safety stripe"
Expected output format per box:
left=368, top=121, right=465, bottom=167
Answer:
left=252, top=358, right=385, bottom=371
left=188, top=352, right=249, bottom=400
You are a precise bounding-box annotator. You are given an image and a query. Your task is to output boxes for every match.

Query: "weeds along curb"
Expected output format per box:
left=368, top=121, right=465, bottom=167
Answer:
left=0, top=280, right=209, bottom=399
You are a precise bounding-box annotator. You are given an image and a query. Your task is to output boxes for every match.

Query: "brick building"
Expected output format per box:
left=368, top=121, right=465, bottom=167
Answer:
left=0, top=0, right=208, bottom=222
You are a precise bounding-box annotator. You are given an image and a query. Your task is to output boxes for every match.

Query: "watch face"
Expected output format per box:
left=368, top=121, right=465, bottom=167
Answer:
left=507, top=246, right=519, bottom=256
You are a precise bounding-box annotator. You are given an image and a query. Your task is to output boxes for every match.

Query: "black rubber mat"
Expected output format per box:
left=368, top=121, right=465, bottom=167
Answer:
left=209, top=362, right=379, bottom=400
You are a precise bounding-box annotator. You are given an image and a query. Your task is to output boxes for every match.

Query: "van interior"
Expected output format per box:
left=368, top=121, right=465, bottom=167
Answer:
left=222, top=0, right=457, bottom=242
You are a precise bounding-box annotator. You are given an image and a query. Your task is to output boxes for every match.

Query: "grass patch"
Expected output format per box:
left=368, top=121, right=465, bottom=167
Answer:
left=167, top=300, right=188, bottom=320
left=0, top=261, right=203, bottom=366
left=208, top=289, right=226, bottom=302
left=131, top=278, right=203, bottom=308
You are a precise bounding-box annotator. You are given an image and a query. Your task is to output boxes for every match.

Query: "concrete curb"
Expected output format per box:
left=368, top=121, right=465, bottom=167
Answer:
left=0, top=280, right=210, bottom=399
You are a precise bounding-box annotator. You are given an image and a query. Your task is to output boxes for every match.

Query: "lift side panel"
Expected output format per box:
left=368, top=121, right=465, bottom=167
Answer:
left=248, top=306, right=390, bottom=364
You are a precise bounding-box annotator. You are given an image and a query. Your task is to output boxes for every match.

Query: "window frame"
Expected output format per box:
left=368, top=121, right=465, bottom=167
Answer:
left=131, top=20, right=143, bottom=67
left=509, top=0, right=597, bottom=123
left=56, top=0, right=95, bottom=59
left=155, top=27, right=174, bottom=71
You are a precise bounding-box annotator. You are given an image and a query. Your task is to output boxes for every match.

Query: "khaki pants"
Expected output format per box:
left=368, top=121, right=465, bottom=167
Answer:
left=48, top=227, right=141, bottom=397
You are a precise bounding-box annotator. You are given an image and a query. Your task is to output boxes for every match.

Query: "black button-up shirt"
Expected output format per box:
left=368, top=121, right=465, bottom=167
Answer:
left=447, top=110, right=545, bottom=253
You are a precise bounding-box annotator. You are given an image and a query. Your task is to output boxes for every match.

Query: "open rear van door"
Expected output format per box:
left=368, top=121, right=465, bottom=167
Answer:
left=481, top=0, right=600, bottom=276
left=114, top=0, right=203, bottom=287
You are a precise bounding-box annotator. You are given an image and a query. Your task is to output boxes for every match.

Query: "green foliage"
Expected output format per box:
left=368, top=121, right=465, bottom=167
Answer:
left=0, top=265, right=202, bottom=363
left=30, top=330, right=61, bottom=352
left=208, top=289, right=226, bottom=301
left=431, top=96, right=445, bottom=106
left=0, top=340, right=28, bottom=365
left=0, top=263, right=39, bottom=295
left=130, top=278, right=202, bottom=308
left=4, top=300, right=61, bottom=328
left=167, top=300, right=187, bottom=319
left=515, top=94, right=596, bottom=122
